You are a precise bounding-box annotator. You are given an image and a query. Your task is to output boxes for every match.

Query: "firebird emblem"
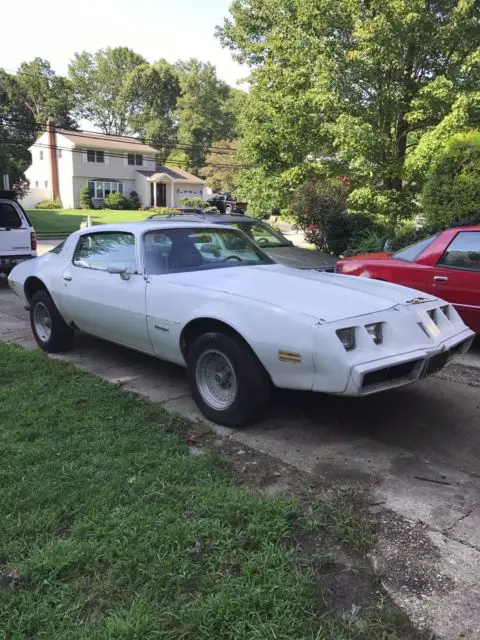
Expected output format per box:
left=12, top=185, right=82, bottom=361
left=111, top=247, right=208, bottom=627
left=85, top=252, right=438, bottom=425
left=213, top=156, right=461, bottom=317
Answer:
left=406, top=297, right=428, bottom=304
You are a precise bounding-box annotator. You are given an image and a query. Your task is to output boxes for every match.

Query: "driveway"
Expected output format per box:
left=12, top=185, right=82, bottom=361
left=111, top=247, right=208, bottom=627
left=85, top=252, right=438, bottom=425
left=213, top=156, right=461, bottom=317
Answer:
left=1, top=278, right=479, bottom=638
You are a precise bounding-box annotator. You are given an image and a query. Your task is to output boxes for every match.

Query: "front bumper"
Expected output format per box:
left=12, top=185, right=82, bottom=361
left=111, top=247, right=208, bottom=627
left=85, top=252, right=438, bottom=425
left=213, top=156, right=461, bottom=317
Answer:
left=343, top=330, right=474, bottom=395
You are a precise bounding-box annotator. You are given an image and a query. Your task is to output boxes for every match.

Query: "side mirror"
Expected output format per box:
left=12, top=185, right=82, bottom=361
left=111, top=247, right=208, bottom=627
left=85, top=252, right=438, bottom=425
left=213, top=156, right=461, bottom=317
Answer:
left=106, top=264, right=130, bottom=280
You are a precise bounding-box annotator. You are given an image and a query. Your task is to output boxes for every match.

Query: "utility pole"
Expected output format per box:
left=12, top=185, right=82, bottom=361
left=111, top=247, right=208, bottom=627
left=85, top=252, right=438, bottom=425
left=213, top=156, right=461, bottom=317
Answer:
left=2, top=174, right=9, bottom=190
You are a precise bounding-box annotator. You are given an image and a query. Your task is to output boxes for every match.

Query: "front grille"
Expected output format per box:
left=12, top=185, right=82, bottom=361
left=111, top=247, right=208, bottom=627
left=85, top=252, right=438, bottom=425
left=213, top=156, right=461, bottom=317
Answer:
left=362, top=360, right=421, bottom=389
left=423, top=351, right=449, bottom=377
left=449, top=337, right=474, bottom=360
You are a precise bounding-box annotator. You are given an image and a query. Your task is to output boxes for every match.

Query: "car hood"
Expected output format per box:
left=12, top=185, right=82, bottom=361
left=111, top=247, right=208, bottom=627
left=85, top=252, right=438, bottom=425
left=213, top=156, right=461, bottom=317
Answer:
left=264, top=245, right=337, bottom=269
left=173, top=264, right=437, bottom=323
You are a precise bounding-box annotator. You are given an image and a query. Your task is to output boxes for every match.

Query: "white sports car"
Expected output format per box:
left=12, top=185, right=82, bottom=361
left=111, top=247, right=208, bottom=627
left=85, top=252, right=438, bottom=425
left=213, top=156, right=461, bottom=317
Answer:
left=8, top=221, right=474, bottom=426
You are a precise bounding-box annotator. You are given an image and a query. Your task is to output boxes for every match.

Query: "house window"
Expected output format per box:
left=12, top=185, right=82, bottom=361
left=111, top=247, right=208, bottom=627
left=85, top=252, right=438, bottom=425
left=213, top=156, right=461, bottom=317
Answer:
left=35, top=181, right=39, bottom=188
left=87, top=181, right=124, bottom=199
left=39, top=151, right=44, bottom=160
left=128, top=153, right=143, bottom=166
left=87, top=150, right=105, bottom=163
left=44, top=181, right=48, bottom=188
left=58, top=149, right=62, bottom=159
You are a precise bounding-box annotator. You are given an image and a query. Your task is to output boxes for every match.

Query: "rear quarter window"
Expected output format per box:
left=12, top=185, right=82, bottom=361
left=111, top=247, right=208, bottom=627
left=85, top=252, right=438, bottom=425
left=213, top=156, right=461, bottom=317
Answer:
left=0, top=202, right=23, bottom=229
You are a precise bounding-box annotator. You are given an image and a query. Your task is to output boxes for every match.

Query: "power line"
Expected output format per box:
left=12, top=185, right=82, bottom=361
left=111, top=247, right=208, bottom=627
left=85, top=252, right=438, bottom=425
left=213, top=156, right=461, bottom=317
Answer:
left=1, top=115, right=239, bottom=155
left=0, top=138, right=251, bottom=170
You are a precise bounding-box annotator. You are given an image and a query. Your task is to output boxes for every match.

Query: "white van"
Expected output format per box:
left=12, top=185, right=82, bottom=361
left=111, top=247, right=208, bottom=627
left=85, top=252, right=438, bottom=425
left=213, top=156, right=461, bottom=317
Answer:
left=0, top=191, right=37, bottom=276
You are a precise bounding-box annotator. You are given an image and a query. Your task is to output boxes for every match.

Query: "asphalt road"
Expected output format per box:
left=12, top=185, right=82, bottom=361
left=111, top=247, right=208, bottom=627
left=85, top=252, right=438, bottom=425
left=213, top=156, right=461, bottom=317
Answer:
left=1, top=261, right=480, bottom=638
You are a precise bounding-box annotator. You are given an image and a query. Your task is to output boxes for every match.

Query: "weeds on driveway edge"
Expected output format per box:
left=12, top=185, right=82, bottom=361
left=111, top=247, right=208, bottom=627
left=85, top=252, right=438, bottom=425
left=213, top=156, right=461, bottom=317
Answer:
left=0, top=343, right=421, bottom=639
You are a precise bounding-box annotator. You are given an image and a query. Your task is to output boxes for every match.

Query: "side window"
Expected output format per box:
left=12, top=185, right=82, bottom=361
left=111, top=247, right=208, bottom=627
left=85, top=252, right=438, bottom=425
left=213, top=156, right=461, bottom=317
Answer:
left=438, top=232, right=480, bottom=272
left=0, top=203, right=22, bottom=229
left=73, top=232, right=136, bottom=272
left=143, top=232, right=172, bottom=275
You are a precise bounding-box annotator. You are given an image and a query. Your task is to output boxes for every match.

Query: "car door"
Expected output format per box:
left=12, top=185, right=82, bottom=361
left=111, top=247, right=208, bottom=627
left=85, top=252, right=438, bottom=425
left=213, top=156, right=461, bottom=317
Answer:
left=427, top=230, right=480, bottom=331
left=60, top=231, right=151, bottom=351
left=142, top=229, right=197, bottom=365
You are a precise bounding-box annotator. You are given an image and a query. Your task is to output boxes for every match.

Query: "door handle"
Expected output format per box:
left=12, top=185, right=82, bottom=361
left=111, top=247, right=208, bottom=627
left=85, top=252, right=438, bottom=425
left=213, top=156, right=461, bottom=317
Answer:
left=63, top=274, right=72, bottom=281
left=433, top=276, right=448, bottom=283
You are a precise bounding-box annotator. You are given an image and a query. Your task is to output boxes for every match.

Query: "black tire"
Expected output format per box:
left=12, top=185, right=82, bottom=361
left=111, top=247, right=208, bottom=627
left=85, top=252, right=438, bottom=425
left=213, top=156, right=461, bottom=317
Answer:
left=187, top=332, right=270, bottom=427
left=30, top=290, right=74, bottom=353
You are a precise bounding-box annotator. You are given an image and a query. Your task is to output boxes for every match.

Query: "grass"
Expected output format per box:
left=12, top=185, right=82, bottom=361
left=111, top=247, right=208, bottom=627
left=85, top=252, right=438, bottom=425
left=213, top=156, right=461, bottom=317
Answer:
left=27, top=209, right=148, bottom=237
left=0, top=343, right=418, bottom=639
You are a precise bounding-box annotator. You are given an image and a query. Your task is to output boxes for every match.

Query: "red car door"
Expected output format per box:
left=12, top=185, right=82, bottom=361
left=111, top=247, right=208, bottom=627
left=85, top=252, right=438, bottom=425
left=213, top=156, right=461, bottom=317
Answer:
left=423, top=229, right=480, bottom=332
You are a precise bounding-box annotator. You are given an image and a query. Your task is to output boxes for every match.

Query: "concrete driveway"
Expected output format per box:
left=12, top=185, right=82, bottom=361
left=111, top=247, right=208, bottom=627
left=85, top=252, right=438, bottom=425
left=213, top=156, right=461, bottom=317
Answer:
left=1, top=276, right=479, bottom=638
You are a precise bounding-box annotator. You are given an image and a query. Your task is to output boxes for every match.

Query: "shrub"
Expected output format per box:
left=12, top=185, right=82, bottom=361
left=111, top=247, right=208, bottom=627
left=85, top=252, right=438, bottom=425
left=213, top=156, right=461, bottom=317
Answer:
left=103, top=192, right=128, bottom=210
left=147, top=207, right=180, bottom=215
left=177, top=197, right=207, bottom=208
left=290, top=179, right=350, bottom=255
left=35, top=199, right=62, bottom=209
left=423, top=132, right=480, bottom=229
left=128, top=191, right=141, bottom=210
left=79, top=186, right=93, bottom=210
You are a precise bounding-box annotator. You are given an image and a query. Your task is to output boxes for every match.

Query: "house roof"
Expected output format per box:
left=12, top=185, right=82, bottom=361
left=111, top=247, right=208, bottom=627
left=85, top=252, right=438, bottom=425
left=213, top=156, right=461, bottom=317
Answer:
left=57, top=129, right=158, bottom=154
left=137, top=165, right=205, bottom=184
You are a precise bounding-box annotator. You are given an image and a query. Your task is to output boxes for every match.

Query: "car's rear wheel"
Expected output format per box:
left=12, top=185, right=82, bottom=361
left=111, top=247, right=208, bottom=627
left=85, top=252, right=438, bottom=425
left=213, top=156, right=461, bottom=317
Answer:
left=30, top=290, right=74, bottom=353
left=187, top=332, right=270, bottom=427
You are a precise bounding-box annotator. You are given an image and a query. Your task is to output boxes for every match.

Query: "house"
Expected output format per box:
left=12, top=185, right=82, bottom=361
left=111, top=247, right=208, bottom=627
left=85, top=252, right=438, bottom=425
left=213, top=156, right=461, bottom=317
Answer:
left=22, top=121, right=207, bottom=209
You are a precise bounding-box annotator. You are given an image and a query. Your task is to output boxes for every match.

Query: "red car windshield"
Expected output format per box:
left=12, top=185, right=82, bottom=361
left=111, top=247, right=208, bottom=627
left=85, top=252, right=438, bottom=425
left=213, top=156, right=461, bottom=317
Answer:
left=393, top=234, right=439, bottom=262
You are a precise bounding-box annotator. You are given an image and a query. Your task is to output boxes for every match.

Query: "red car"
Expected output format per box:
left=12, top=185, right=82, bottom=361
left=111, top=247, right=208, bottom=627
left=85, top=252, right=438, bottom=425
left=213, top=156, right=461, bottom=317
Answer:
left=336, top=224, right=480, bottom=332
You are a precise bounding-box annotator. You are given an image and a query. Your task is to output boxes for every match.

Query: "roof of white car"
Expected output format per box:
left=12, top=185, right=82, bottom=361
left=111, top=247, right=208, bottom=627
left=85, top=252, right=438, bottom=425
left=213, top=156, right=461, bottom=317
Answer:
left=74, top=220, right=228, bottom=236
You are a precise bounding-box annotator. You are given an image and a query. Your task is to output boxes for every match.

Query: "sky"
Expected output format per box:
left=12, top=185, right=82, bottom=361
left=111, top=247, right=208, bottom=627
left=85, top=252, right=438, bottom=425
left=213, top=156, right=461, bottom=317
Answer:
left=1, top=0, right=248, bottom=87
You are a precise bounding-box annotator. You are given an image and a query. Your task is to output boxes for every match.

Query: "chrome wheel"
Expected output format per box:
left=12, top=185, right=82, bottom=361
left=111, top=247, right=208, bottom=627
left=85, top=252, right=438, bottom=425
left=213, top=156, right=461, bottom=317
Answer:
left=33, top=302, right=52, bottom=343
left=195, top=349, right=237, bottom=411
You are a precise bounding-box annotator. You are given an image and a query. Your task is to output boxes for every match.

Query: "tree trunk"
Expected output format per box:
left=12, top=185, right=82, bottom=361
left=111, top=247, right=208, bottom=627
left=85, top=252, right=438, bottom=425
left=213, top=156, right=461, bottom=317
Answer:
left=392, top=118, right=408, bottom=191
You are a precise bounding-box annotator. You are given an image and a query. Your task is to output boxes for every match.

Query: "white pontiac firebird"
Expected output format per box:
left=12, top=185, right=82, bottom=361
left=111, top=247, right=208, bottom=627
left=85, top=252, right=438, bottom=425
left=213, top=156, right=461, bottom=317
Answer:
left=8, top=221, right=474, bottom=426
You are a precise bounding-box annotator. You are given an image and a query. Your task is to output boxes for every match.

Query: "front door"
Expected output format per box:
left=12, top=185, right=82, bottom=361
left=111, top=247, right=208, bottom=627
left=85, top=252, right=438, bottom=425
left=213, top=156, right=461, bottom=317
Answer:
left=59, top=231, right=151, bottom=351
left=427, top=230, right=480, bottom=331
left=150, top=183, right=167, bottom=207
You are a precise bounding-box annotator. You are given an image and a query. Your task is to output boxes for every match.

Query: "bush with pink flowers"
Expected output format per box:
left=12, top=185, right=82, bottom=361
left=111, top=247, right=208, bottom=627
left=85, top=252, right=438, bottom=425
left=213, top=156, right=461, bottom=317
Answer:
left=290, top=178, right=385, bottom=256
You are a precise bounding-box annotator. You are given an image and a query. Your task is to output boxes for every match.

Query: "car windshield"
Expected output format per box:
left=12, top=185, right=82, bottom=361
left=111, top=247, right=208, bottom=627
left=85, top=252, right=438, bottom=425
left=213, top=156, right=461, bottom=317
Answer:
left=393, top=234, right=439, bottom=262
left=231, top=221, right=291, bottom=248
left=143, top=227, right=274, bottom=275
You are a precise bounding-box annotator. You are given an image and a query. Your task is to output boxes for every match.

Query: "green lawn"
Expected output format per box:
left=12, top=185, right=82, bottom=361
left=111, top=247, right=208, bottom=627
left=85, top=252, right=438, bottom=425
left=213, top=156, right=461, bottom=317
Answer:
left=27, top=209, right=149, bottom=237
left=0, top=343, right=417, bottom=639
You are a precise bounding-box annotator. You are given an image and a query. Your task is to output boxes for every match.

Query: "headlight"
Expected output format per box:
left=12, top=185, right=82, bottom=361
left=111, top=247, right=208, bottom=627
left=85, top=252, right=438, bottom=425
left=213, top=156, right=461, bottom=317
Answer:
left=336, top=327, right=356, bottom=351
left=365, top=322, right=383, bottom=345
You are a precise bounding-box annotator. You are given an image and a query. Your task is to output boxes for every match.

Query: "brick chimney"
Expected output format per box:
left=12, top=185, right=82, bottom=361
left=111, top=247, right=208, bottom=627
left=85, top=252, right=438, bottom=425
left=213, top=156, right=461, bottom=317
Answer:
left=47, top=119, right=60, bottom=200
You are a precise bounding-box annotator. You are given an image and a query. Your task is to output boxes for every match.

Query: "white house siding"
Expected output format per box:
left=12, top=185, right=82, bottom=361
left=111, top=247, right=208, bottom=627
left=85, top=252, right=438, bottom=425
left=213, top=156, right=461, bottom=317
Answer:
left=135, top=174, right=151, bottom=209
left=22, top=132, right=53, bottom=208
left=71, top=150, right=156, bottom=181
left=71, top=151, right=156, bottom=208
left=58, top=142, right=75, bottom=208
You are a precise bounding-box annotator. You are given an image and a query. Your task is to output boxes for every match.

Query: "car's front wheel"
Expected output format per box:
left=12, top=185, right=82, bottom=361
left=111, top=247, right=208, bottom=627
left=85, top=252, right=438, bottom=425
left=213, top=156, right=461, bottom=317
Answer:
left=187, top=332, right=270, bottom=427
left=30, top=290, right=74, bottom=353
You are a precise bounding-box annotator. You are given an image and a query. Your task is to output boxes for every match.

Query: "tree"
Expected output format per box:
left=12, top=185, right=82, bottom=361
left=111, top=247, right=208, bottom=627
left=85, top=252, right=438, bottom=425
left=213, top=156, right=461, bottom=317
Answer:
left=123, top=60, right=180, bottom=162
left=68, top=47, right=146, bottom=134
left=423, top=132, right=480, bottom=229
left=218, top=0, right=480, bottom=219
left=176, top=59, right=239, bottom=172
left=199, top=140, right=240, bottom=192
left=15, top=58, right=76, bottom=128
left=0, top=70, right=36, bottom=189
